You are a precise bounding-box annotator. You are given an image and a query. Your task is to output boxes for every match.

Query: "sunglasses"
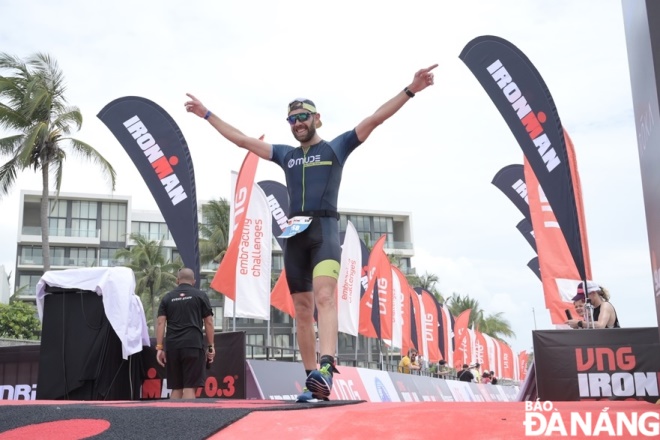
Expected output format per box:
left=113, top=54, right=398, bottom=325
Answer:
left=286, top=112, right=314, bottom=125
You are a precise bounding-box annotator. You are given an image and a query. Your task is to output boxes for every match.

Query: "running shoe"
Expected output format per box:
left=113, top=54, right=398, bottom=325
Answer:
left=305, top=363, right=333, bottom=399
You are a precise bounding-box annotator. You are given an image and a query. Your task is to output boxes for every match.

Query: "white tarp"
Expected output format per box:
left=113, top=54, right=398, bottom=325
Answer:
left=36, top=266, right=150, bottom=359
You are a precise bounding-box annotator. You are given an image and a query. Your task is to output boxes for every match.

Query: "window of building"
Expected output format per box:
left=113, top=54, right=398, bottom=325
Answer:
left=271, top=309, right=291, bottom=324
left=343, top=214, right=394, bottom=247
left=339, top=332, right=355, bottom=349
left=101, top=202, right=127, bottom=242
left=17, top=274, right=42, bottom=297
left=20, top=246, right=42, bottom=265
left=69, top=248, right=96, bottom=266
left=22, top=246, right=66, bottom=265
left=247, top=334, right=265, bottom=356
left=273, top=334, right=291, bottom=348
left=71, top=201, right=98, bottom=238
left=212, top=306, right=223, bottom=329
left=272, top=254, right=284, bottom=272
left=99, top=248, right=123, bottom=267
left=48, top=199, right=67, bottom=236
left=131, top=221, right=171, bottom=241
left=372, top=216, right=394, bottom=247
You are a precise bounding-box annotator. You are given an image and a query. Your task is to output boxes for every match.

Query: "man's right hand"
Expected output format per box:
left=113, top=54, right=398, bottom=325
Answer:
left=156, top=349, right=166, bottom=367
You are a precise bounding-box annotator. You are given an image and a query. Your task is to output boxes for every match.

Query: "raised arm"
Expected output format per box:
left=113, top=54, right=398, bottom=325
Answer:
left=355, top=64, right=438, bottom=142
left=185, top=93, right=272, bottom=159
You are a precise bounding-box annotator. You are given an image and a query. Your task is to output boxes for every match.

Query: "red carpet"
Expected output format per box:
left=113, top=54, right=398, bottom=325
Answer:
left=1, top=399, right=658, bottom=439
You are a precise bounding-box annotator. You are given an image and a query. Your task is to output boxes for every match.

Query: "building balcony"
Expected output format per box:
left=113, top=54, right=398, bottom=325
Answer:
left=20, top=227, right=101, bottom=246
left=18, top=255, right=98, bottom=268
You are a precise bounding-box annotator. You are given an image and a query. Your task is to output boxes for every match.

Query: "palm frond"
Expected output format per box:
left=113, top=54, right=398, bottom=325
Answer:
left=0, top=156, right=19, bottom=196
left=66, top=138, right=116, bottom=190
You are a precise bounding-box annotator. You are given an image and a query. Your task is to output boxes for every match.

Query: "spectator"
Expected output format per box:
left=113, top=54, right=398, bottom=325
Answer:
left=567, top=281, right=620, bottom=329
left=436, top=359, right=450, bottom=379
left=470, top=363, right=482, bottom=383
left=457, top=364, right=474, bottom=382
left=490, top=371, right=498, bottom=385
left=398, top=349, right=421, bottom=374
left=156, top=268, right=215, bottom=399
left=481, top=371, right=491, bottom=384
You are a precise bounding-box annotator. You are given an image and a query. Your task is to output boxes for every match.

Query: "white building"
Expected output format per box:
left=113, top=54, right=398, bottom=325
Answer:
left=0, top=265, right=10, bottom=304
left=14, top=189, right=416, bottom=361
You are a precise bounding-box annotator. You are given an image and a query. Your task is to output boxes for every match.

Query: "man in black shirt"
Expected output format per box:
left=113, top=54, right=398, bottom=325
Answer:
left=156, top=268, right=215, bottom=399
left=457, top=363, right=475, bottom=382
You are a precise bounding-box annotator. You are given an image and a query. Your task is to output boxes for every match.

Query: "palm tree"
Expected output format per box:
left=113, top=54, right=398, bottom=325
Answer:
left=115, top=233, right=181, bottom=334
left=0, top=53, right=116, bottom=271
left=199, top=198, right=230, bottom=264
left=446, top=292, right=515, bottom=341
left=408, top=271, right=443, bottom=303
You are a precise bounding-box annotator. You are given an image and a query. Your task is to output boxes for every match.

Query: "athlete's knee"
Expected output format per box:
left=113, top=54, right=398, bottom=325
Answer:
left=314, top=287, right=336, bottom=310
left=293, top=293, right=314, bottom=322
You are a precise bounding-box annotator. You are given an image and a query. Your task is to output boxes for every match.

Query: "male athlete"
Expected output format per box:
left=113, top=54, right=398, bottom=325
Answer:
left=185, top=64, right=437, bottom=401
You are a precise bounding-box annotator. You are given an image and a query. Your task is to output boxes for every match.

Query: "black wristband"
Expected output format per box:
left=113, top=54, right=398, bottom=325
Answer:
left=404, top=87, right=415, bottom=98
left=578, top=320, right=583, bottom=328
left=204, top=110, right=212, bottom=120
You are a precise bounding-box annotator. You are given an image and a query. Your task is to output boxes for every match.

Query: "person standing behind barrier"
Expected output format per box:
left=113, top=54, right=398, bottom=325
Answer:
left=470, top=363, right=481, bottom=383
left=185, top=64, right=437, bottom=402
left=156, top=268, right=215, bottom=399
left=398, top=348, right=421, bottom=374
left=566, top=281, right=620, bottom=329
left=457, top=364, right=474, bottom=382
left=436, top=359, right=450, bottom=379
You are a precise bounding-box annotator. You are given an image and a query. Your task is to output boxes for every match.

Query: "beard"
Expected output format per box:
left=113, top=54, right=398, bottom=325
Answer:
left=292, top=122, right=316, bottom=143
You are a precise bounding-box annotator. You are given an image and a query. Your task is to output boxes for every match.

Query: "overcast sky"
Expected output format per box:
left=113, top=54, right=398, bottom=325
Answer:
left=0, top=0, right=654, bottom=354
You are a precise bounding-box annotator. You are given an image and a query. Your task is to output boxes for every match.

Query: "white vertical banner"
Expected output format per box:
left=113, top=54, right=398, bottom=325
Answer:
left=483, top=333, right=497, bottom=374
left=224, top=179, right=272, bottom=320
left=513, top=351, right=521, bottom=381
left=468, top=328, right=477, bottom=365
left=390, top=266, right=404, bottom=350
left=493, top=338, right=503, bottom=378
left=337, top=221, right=361, bottom=336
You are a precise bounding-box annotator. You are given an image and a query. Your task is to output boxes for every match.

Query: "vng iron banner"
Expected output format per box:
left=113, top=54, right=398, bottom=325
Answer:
left=460, top=36, right=587, bottom=282
left=98, top=97, right=200, bottom=283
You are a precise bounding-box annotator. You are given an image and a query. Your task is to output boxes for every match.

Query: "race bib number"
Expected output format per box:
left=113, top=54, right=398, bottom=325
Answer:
left=279, top=216, right=313, bottom=238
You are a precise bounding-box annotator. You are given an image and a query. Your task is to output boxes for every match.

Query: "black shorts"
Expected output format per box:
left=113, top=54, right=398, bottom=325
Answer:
left=283, top=216, right=341, bottom=293
left=165, top=347, right=205, bottom=389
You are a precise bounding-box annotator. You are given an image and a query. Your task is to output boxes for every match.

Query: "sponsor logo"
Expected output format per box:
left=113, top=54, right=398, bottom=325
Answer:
left=523, top=400, right=660, bottom=437
left=287, top=154, right=322, bottom=168
left=575, top=346, right=659, bottom=399
left=238, top=218, right=264, bottom=277
left=123, top=115, right=188, bottom=206
left=266, top=194, right=289, bottom=232
left=333, top=377, right=362, bottom=400
left=511, top=178, right=529, bottom=204
left=423, top=312, right=435, bottom=344
left=0, top=383, right=37, bottom=400
left=374, top=378, right=392, bottom=402
left=341, top=258, right=357, bottom=302
left=141, top=367, right=238, bottom=399
left=487, top=60, right=561, bottom=173
left=364, top=270, right=390, bottom=319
